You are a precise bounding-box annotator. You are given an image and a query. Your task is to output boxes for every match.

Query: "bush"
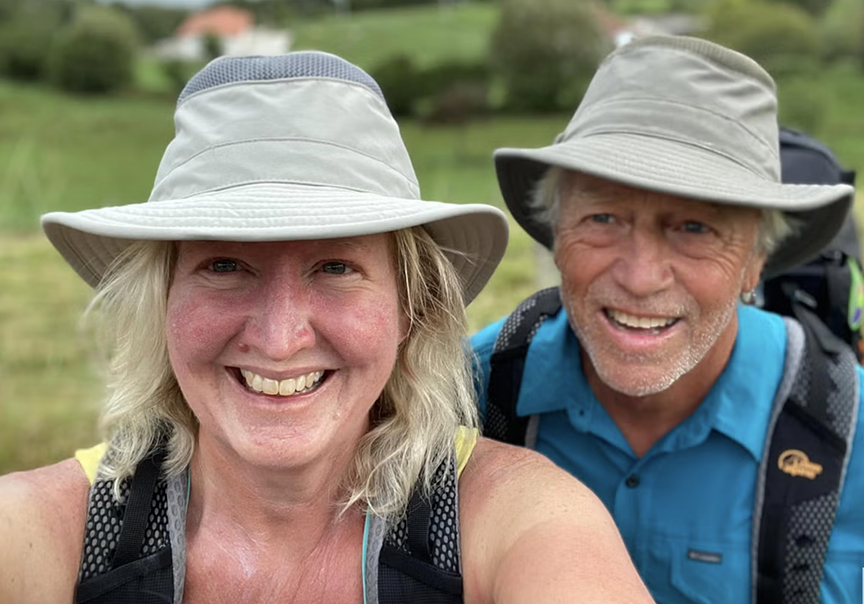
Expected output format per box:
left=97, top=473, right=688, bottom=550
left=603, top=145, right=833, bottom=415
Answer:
left=0, top=18, right=55, bottom=81
left=489, top=0, right=609, bottom=113
left=372, top=55, right=491, bottom=120
left=422, top=81, right=490, bottom=124
left=419, top=59, right=490, bottom=121
left=161, top=60, right=199, bottom=96
left=371, top=54, right=424, bottom=117
left=704, top=0, right=821, bottom=79
left=820, top=0, right=864, bottom=67
left=47, top=7, right=138, bottom=94
left=776, top=76, right=828, bottom=134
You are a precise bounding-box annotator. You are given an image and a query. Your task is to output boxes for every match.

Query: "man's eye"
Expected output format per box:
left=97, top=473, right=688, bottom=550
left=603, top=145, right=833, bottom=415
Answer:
left=210, top=259, right=239, bottom=273
left=589, top=214, right=614, bottom=224
left=322, top=262, right=351, bottom=275
left=681, top=221, right=709, bottom=234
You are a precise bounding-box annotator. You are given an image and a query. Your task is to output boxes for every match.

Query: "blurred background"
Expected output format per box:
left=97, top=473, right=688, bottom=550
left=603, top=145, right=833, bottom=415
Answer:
left=1, top=0, right=862, bottom=473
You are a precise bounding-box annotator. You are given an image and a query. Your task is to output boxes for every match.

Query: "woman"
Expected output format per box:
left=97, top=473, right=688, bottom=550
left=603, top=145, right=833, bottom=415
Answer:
left=0, top=52, right=653, bottom=603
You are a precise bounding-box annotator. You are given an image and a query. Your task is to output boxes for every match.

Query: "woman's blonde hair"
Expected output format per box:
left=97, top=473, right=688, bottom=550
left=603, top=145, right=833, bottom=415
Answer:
left=89, top=226, right=477, bottom=517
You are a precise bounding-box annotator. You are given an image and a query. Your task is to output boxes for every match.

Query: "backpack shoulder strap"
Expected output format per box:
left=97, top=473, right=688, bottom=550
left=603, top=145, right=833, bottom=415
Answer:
left=753, top=306, right=860, bottom=604
left=377, top=452, right=464, bottom=604
left=75, top=446, right=187, bottom=604
left=485, top=287, right=563, bottom=445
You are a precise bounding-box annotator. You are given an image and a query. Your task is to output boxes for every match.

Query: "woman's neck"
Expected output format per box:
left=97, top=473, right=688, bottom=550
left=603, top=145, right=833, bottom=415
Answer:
left=186, top=434, right=362, bottom=551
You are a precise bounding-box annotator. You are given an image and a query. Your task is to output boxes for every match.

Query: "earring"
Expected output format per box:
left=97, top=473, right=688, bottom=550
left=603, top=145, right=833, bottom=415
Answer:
left=740, top=289, right=757, bottom=305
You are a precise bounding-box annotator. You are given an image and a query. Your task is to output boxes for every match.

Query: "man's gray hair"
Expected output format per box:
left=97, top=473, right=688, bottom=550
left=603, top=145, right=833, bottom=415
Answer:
left=530, top=167, right=797, bottom=257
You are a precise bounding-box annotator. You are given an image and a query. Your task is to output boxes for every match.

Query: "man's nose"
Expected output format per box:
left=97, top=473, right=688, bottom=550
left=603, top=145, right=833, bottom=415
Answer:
left=611, top=226, right=674, bottom=298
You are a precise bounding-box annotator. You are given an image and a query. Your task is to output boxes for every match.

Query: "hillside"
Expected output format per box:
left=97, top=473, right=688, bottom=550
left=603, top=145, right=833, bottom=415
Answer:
left=291, top=2, right=498, bottom=70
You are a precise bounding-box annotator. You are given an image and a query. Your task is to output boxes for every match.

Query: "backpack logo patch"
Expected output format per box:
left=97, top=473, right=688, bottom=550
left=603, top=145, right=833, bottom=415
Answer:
left=778, top=449, right=823, bottom=479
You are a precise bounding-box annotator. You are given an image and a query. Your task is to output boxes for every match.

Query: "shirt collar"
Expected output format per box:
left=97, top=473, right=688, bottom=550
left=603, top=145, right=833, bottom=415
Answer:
left=707, top=305, right=786, bottom=460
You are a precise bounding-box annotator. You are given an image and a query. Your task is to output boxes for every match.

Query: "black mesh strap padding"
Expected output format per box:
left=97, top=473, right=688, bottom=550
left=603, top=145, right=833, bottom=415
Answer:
left=405, top=488, right=434, bottom=565
left=76, top=550, right=173, bottom=604
left=112, top=451, right=165, bottom=568
left=379, top=452, right=463, bottom=603
left=485, top=287, right=563, bottom=444
left=76, top=449, right=174, bottom=604
left=756, top=307, right=858, bottom=604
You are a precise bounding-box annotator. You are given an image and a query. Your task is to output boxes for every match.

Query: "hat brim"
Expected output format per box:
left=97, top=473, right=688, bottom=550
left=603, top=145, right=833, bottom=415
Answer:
left=42, top=182, right=509, bottom=305
left=495, top=133, right=854, bottom=278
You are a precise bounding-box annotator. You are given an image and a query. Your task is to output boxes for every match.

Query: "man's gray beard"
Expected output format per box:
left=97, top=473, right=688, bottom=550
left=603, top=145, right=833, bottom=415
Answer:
left=568, top=294, right=739, bottom=398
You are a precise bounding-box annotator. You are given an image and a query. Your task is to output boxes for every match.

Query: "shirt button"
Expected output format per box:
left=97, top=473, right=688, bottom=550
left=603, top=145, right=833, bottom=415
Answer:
left=625, top=474, right=640, bottom=488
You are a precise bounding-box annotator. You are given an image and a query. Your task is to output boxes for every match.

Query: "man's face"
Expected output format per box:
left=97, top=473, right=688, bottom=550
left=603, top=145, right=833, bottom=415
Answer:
left=554, top=172, right=766, bottom=397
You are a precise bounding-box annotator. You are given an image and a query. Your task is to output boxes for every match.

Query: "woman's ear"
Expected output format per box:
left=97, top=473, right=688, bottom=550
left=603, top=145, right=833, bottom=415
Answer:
left=398, top=310, right=411, bottom=345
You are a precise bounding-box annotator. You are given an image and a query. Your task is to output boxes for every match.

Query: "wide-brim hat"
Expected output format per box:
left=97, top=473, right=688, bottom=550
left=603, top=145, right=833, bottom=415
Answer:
left=42, top=52, right=508, bottom=304
left=494, top=36, right=854, bottom=278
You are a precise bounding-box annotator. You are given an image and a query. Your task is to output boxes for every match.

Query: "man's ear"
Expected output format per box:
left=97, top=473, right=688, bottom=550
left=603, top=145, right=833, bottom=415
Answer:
left=744, top=251, right=767, bottom=294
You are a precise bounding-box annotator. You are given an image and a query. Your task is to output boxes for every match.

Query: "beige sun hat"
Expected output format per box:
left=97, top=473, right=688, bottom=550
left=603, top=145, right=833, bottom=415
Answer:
left=494, top=35, right=855, bottom=278
left=42, top=52, right=508, bottom=303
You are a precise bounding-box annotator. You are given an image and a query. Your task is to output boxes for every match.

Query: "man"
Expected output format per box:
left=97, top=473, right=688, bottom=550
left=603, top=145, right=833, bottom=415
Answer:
left=471, top=35, right=864, bottom=604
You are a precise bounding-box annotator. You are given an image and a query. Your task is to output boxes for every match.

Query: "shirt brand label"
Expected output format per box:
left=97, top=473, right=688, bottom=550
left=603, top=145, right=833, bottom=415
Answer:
left=778, top=449, right=823, bottom=480
left=687, top=549, right=723, bottom=564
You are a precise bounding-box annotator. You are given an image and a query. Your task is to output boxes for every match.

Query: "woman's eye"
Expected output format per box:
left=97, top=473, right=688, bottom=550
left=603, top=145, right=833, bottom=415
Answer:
left=681, top=221, right=709, bottom=234
left=321, top=262, right=352, bottom=275
left=210, top=259, right=239, bottom=273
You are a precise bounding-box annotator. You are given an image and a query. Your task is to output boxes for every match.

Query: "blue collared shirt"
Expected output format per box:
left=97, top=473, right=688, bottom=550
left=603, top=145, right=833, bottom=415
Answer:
left=472, top=305, right=864, bottom=604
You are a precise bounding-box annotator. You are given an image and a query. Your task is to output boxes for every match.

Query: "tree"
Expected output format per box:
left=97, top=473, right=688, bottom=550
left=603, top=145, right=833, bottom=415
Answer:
left=820, top=0, right=864, bottom=67
left=765, top=0, right=832, bottom=18
left=489, top=0, right=609, bottom=113
left=705, top=0, right=821, bottom=78
left=116, top=4, right=188, bottom=45
left=47, top=5, right=138, bottom=94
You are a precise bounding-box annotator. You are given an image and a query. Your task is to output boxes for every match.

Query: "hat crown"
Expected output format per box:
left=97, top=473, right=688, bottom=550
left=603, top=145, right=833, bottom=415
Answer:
left=150, top=51, right=419, bottom=203
left=178, top=52, right=385, bottom=104
left=564, top=36, right=781, bottom=182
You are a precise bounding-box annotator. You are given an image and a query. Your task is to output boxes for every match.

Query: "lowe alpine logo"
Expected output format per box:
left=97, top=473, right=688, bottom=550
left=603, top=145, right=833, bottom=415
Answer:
left=778, top=449, right=823, bottom=479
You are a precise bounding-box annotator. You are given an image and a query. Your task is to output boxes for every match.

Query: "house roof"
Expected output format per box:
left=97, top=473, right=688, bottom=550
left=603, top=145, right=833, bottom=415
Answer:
left=177, top=6, right=254, bottom=38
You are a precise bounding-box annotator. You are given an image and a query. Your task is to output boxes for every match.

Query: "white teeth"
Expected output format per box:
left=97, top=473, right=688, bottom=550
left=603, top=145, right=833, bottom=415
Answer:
left=608, top=309, right=676, bottom=330
left=241, top=369, right=324, bottom=397
left=279, top=378, right=296, bottom=396
left=262, top=378, right=279, bottom=395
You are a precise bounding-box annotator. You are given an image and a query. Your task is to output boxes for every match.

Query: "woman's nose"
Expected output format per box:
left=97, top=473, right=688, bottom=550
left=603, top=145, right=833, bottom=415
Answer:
left=241, top=278, right=317, bottom=361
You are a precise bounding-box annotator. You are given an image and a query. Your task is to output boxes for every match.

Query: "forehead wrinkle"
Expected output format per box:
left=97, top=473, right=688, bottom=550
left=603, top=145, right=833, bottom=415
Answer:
left=564, top=173, right=754, bottom=221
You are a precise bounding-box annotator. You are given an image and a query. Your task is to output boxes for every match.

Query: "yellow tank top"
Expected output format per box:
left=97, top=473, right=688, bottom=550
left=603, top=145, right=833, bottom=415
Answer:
left=75, top=427, right=479, bottom=486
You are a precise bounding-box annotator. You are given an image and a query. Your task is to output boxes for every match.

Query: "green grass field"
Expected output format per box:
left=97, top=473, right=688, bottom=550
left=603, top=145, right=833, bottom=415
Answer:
left=2, top=59, right=864, bottom=474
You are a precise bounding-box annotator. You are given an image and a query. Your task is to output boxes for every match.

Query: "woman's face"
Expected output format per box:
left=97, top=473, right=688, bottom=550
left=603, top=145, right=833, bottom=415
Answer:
left=166, top=234, right=406, bottom=471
